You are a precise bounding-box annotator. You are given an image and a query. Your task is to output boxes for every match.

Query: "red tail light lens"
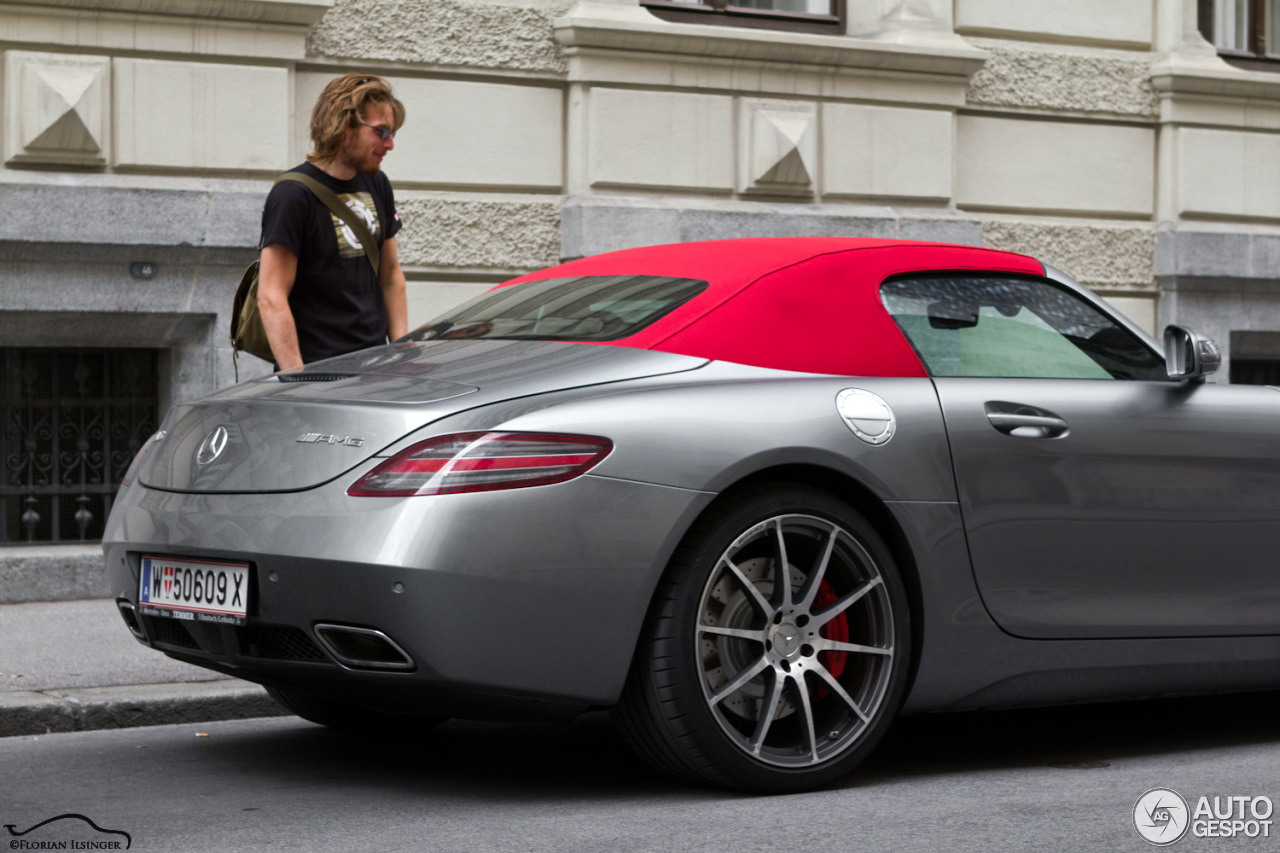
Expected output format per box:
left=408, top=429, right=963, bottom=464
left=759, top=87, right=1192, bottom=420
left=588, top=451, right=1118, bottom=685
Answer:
left=348, top=432, right=613, bottom=497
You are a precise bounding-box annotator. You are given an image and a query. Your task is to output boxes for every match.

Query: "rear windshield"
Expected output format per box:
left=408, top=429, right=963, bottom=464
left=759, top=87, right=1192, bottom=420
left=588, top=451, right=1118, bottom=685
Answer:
left=401, top=275, right=708, bottom=343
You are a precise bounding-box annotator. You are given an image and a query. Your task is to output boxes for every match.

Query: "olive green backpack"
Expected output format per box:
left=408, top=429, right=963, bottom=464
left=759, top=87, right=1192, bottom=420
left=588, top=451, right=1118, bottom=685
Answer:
left=231, top=172, right=381, bottom=377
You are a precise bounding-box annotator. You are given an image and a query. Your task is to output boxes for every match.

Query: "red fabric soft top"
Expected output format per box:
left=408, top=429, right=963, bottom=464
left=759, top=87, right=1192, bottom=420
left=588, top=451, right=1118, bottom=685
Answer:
left=497, top=238, right=1044, bottom=378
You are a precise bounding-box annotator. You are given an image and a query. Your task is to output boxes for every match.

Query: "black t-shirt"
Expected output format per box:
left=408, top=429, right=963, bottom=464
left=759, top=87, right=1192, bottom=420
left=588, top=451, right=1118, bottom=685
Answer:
left=260, top=162, right=403, bottom=363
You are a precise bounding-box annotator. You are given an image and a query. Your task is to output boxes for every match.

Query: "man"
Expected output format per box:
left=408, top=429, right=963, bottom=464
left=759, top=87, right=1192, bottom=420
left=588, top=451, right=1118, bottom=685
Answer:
left=258, top=73, right=409, bottom=370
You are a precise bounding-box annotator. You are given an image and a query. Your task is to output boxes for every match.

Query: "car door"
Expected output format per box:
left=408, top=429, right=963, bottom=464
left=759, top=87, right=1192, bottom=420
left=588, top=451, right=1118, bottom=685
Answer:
left=881, top=273, right=1280, bottom=639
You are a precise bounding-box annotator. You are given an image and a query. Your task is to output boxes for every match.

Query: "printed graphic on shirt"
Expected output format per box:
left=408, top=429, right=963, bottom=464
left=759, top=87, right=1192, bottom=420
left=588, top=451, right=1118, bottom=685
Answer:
left=331, top=193, right=380, bottom=258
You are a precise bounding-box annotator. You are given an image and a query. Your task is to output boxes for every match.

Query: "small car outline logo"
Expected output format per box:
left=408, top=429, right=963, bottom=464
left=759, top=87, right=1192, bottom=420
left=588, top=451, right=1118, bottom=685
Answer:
left=196, top=425, right=230, bottom=466
left=5, top=813, right=132, bottom=848
left=1134, top=787, right=1190, bottom=845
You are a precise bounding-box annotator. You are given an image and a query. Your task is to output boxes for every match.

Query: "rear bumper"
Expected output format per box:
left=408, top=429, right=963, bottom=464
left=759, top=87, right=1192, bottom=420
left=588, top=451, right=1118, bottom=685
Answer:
left=103, top=472, right=713, bottom=715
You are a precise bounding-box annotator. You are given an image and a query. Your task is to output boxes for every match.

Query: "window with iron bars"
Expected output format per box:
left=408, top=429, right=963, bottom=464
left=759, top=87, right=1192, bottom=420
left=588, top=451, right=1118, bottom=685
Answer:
left=1, top=348, right=159, bottom=544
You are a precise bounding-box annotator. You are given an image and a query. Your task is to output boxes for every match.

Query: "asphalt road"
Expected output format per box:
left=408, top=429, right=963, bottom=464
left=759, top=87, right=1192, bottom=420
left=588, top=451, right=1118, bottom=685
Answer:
left=5, top=692, right=1280, bottom=852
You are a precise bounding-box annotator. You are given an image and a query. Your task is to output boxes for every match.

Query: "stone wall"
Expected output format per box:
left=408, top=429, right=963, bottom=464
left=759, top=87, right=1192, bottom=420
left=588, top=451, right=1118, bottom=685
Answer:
left=307, top=0, right=571, bottom=73
left=966, top=40, right=1158, bottom=118
left=1, top=0, right=1279, bottom=375
left=395, top=196, right=561, bottom=271
left=981, top=220, right=1156, bottom=290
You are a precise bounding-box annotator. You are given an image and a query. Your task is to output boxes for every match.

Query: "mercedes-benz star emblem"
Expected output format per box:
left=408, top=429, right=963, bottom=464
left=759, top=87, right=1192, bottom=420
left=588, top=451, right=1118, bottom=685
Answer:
left=196, top=425, right=230, bottom=466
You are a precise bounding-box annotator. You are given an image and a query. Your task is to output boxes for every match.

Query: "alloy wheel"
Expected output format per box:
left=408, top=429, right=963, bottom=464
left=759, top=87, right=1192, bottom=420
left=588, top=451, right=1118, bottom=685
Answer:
left=695, top=513, right=896, bottom=768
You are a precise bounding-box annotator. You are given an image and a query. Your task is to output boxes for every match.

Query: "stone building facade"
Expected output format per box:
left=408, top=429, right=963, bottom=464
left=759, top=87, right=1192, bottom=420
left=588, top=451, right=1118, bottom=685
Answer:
left=2, top=0, right=1280, bottom=566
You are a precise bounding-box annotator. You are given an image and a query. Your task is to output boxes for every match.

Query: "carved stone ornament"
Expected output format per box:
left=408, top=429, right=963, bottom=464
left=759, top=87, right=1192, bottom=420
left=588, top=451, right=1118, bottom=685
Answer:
left=741, top=100, right=817, bottom=195
left=5, top=51, right=110, bottom=167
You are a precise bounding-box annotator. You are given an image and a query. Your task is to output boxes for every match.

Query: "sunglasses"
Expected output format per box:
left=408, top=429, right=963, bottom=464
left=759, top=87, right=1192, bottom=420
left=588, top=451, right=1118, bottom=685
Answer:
left=358, top=122, right=396, bottom=141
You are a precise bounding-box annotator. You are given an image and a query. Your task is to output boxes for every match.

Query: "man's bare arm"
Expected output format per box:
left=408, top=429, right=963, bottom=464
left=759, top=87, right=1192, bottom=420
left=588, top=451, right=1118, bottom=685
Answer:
left=379, top=236, right=409, bottom=341
left=258, top=243, right=304, bottom=371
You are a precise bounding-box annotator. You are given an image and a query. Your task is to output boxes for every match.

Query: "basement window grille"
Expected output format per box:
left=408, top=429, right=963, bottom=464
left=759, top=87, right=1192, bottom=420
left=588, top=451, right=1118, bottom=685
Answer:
left=1, top=348, right=159, bottom=544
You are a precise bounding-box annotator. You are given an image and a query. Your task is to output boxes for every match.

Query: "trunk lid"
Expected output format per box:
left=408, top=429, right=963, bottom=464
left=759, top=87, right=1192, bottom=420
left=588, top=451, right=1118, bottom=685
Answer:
left=139, top=340, right=705, bottom=493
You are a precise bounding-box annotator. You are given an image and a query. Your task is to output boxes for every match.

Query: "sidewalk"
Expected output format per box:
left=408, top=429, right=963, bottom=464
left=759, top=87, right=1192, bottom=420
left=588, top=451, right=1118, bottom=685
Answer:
left=0, top=599, right=285, bottom=737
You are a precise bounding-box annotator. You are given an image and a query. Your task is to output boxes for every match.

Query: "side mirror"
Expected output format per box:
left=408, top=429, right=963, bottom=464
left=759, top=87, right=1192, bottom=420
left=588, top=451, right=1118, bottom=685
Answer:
left=1163, top=324, right=1221, bottom=382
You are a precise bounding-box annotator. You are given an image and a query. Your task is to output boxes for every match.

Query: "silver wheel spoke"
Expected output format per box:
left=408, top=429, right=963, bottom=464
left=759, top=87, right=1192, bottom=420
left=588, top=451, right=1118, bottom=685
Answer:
left=811, top=662, right=870, bottom=724
left=810, top=577, right=882, bottom=630
left=748, top=669, right=785, bottom=755
left=813, top=637, right=893, bottom=657
left=724, top=557, right=774, bottom=619
left=796, top=524, right=838, bottom=612
left=699, top=624, right=766, bottom=642
left=772, top=519, right=792, bottom=611
left=709, top=655, right=771, bottom=707
left=793, top=674, right=819, bottom=763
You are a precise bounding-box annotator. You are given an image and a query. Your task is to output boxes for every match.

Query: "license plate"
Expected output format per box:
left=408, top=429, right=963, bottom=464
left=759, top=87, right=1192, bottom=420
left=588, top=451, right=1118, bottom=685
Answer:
left=139, top=555, right=249, bottom=625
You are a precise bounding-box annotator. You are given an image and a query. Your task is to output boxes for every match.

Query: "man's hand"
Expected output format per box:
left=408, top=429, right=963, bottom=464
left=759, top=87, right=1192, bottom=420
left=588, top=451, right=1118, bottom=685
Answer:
left=258, top=243, right=304, bottom=370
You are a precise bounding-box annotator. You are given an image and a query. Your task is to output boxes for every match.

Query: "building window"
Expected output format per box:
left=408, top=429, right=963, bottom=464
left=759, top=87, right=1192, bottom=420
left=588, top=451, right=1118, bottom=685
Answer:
left=1229, top=331, right=1280, bottom=384
left=1199, top=0, right=1280, bottom=68
left=643, top=0, right=844, bottom=33
left=1230, top=358, right=1280, bottom=384
left=1, top=349, right=159, bottom=544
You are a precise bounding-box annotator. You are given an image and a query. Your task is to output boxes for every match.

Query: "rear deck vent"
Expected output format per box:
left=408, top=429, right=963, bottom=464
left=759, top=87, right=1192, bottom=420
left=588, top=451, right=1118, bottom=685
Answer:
left=276, top=373, right=355, bottom=383
left=239, top=624, right=330, bottom=662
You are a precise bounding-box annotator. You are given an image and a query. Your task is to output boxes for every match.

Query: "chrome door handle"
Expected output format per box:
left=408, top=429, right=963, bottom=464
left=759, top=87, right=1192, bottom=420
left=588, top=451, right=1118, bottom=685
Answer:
left=983, top=403, right=1069, bottom=439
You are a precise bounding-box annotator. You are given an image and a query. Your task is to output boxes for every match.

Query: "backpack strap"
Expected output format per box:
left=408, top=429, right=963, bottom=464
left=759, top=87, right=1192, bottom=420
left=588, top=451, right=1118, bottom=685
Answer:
left=274, top=172, right=381, bottom=276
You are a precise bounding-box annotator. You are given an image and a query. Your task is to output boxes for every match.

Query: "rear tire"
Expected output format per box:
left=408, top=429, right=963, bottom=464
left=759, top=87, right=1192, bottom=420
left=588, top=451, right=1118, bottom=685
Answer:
left=615, top=484, right=911, bottom=793
left=266, top=686, right=447, bottom=734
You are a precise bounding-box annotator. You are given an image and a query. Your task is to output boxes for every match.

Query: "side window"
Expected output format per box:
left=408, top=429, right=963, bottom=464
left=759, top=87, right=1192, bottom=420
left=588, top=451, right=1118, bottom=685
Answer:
left=880, top=276, right=1168, bottom=381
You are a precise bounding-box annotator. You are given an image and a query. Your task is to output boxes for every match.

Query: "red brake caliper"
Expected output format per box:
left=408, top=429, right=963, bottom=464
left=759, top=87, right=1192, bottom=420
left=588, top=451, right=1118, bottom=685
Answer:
left=813, top=580, right=849, bottom=698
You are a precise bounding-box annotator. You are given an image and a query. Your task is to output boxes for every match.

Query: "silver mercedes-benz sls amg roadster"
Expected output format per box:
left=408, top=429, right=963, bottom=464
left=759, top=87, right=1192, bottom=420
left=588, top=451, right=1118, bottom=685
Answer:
left=104, top=237, right=1280, bottom=793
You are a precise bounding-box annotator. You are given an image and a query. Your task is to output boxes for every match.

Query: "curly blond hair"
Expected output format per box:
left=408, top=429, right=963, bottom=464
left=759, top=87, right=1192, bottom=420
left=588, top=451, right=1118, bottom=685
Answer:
left=307, top=73, right=406, bottom=165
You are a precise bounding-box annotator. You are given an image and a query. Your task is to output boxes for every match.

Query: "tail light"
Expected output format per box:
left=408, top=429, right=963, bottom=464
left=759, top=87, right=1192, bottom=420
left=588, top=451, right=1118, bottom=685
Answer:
left=348, top=432, right=612, bottom=497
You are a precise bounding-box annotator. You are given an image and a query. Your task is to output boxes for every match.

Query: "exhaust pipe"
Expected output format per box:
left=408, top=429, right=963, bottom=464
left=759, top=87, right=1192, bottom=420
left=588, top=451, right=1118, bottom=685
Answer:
left=116, top=600, right=146, bottom=641
left=312, top=624, right=414, bottom=671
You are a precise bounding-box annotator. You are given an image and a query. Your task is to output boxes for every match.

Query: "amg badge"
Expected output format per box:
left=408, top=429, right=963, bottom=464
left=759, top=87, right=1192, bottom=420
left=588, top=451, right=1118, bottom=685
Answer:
left=296, top=433, right=366, bottom=447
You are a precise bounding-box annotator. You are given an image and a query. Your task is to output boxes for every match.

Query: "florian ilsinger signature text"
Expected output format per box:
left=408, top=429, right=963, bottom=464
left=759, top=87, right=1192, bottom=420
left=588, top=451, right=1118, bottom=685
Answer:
left=10, top=842, right=124, bottom=850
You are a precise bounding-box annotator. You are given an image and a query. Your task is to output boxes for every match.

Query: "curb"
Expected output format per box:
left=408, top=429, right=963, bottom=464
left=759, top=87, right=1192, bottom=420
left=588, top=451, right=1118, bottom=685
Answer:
left=0, top=545, right=111, bottom=604
left=0, top=680, right=288, bottom=738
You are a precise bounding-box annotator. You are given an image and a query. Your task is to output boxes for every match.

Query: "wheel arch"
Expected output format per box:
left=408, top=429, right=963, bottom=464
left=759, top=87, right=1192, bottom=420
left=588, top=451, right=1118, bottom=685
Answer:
left=728, top=464, right=924, bottom=697
left=627, top=461, right=926, bottom=707
left=615, top=463, right=923, bottom=790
